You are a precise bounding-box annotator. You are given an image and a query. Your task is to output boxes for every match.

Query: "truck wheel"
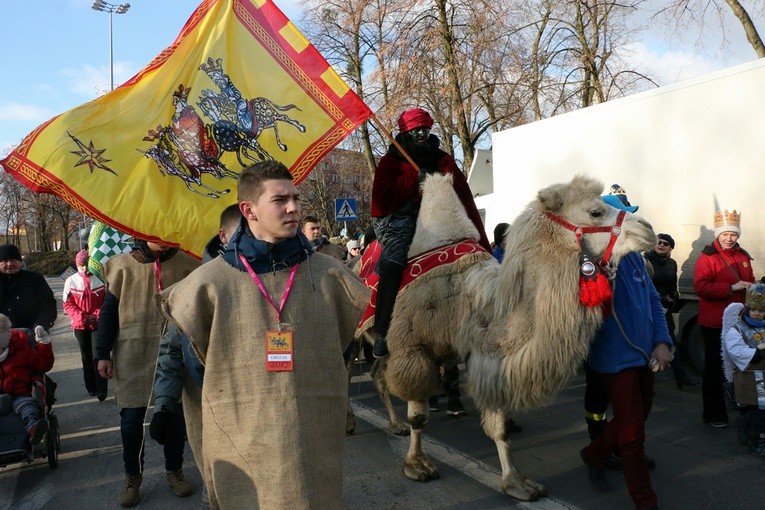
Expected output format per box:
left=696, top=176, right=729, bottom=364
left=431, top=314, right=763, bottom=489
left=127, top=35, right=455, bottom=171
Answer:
left=687, top=322, right=705, bottom=374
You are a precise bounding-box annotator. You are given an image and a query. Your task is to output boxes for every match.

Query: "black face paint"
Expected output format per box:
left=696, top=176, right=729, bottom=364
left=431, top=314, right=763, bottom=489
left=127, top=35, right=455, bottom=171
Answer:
left=407, top=127, right=430, bottom=145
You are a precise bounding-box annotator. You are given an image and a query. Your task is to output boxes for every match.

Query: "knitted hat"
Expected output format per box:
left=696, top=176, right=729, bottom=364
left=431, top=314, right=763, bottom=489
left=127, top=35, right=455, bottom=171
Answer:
left=346, top=240, right=360, bottom=251
left=746, top=283, right=765, bottom=310
left=75, top=249, right=89, bottom=267
left=657, top=233, right=675, bottom=249
left=0, top=244, right=22, bottom=262
left=0, top=314, right=10, bottom=350
left=714, top=209, right=741, bottom=238
left=397, top=108, right=434, bottom=133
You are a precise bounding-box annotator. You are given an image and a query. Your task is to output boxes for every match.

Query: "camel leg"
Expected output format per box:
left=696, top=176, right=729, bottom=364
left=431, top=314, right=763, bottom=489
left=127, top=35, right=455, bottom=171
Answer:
left=481, top=408, right=547, bottom=501
left=370, top=358, right=409, bottom=436
left=402, top=400, right=439, bottom=482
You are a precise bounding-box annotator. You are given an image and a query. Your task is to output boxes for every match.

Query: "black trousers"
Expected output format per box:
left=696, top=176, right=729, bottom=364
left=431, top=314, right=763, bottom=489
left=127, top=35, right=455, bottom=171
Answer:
left=701, top=325, right=728, bottom=423
left=584, top=361, right=610, bottom=440
left=73, top=329, right=108, bottom=396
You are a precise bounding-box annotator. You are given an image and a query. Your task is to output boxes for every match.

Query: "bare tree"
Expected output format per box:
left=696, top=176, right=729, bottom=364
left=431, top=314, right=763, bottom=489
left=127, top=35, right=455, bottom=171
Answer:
left=0, top=171, right=27, bottom=246
left=656, top=0, right=765, bottom=57
left=298, top=148, right=373, bottom=237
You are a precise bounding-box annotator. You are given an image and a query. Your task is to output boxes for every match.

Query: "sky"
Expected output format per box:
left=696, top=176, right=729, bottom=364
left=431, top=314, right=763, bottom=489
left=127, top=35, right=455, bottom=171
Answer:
left=0, top=0, right=762, bottom=153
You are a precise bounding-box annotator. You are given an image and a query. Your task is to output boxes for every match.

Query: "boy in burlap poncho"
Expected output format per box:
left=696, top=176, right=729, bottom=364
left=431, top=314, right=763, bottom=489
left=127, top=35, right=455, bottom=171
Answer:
left=95, top=240, right=199, bottom=507
left=158, top=161, right=369, bottom=509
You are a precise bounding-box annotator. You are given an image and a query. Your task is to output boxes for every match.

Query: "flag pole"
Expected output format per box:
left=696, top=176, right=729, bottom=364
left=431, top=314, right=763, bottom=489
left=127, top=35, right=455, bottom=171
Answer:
left=369, top=113, right=421, bottom=172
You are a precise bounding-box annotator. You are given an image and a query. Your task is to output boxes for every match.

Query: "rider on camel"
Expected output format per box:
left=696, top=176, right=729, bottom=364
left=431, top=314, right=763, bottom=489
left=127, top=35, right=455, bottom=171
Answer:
left=370, top=107, right=490, bottom=358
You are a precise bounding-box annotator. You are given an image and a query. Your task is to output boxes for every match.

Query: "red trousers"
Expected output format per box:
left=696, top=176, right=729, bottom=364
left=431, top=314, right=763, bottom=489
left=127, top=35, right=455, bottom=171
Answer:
left=586, top=366, right=657, bottom=507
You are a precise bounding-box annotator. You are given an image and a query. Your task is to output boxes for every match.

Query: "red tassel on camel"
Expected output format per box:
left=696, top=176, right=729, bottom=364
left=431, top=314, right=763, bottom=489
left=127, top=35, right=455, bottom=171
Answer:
left=579, top=251, right=612, bottom=307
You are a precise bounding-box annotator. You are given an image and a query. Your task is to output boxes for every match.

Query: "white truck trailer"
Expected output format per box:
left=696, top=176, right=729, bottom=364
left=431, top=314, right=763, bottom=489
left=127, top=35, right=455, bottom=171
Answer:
left=470, top=58, right=765, bottom=372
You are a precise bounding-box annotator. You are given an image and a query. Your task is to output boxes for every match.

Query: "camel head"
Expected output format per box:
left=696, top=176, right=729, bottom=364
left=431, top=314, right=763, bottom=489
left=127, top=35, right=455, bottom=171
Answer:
left=536, top=174, right=656, bottom=266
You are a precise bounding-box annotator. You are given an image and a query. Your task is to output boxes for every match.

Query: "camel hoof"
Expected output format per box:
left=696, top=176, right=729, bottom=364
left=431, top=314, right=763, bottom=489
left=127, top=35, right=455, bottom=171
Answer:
left=403, top=454, right=439, bottom=482
left=501, top=478, right=546, bottom=502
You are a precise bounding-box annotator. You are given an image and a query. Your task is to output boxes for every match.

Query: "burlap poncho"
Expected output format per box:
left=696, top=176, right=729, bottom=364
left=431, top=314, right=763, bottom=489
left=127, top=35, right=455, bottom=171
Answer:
left=104, top=251, right=199, bottom=407
left=158, top=254, right=369, bottom=509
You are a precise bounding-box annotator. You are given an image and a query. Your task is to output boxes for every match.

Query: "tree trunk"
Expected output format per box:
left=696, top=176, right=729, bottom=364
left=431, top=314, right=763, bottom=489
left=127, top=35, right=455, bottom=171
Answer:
left=724, top=0, right=765, bottom=58
left=435, top=0, right=474, bottom=170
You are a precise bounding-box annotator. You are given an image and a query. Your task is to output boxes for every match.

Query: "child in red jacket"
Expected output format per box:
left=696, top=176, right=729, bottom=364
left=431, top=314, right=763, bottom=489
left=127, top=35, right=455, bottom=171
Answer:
left=0, top=314, right=54, bottom=445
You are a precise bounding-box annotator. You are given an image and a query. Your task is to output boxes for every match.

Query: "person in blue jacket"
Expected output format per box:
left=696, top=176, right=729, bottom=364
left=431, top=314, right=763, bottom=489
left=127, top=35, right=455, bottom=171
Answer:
left=579, top=191, right=674, bottom=510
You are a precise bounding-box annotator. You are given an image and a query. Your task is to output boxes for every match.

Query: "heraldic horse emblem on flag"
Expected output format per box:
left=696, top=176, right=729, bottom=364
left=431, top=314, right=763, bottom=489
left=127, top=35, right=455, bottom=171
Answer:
left=142, top=56, right=307, bottom=199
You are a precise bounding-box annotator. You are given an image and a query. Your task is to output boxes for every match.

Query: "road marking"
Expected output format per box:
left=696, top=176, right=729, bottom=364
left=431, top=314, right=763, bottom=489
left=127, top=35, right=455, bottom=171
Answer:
left=350, top=400, right=581, bottom=510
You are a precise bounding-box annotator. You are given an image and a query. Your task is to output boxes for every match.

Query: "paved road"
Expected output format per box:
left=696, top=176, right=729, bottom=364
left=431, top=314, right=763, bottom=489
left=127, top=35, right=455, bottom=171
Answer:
left=0, top=277, right=763, bottom=509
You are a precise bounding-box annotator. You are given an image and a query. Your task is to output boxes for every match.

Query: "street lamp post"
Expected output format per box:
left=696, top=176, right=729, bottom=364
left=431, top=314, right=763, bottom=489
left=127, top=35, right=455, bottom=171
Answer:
left=86, top=1, right=130, bottom=250
left=91, top=1, right=131, bottom=91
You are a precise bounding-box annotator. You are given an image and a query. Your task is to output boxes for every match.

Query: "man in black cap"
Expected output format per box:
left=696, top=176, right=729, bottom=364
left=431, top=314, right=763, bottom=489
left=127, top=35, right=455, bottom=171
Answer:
left=644, top=233, right=700, bottom=389
left=0, top=244, right=56, bottom=331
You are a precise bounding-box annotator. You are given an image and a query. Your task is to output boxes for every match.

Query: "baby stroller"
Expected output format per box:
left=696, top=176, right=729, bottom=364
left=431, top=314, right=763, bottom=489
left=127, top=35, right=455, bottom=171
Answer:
left=0, top=329, right=60, bottom=469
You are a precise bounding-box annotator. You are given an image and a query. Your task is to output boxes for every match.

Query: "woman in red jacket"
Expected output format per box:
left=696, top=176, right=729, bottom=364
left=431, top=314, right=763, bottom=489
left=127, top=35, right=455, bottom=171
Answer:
left=693, top=210, right=754, bottom=427
left=63, top=250, right=107, bottom=400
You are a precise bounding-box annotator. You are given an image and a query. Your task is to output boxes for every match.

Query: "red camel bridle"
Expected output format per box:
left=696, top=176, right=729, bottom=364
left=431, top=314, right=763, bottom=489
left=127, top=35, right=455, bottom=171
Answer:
left=545, top=210, right=626, bottom=271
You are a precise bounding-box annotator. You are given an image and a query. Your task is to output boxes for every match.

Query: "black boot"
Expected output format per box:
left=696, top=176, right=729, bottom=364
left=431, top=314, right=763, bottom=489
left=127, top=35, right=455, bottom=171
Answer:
left=372, top=334, right=389, bottom=358
left=580, top=447, right=609, bottom=492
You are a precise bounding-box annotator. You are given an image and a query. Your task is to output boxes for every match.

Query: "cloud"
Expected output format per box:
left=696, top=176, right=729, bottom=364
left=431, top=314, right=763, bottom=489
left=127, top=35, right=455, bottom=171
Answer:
left=0, top=102, right=52, bottom=122
left=624, top=41, right=727, bottom=85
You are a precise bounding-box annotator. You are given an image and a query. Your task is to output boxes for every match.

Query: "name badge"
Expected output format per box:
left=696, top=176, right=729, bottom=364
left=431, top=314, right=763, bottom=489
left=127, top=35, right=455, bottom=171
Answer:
left=266, top=329, right=294, bottom=372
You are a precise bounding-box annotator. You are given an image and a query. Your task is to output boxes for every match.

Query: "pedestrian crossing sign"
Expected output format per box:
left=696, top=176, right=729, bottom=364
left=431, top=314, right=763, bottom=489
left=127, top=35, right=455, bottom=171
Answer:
left=335, top=198, right=357, bottom=221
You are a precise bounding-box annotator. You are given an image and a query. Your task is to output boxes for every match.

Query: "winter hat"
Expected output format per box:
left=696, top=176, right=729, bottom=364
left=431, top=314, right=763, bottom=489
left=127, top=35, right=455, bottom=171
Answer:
left=0, top=244, right=22, bottom=262
left=75, top=249, right=89, bottom=267
left=0, top=314, right=10, bottom=350
left=746, top=283, right=765, bottom=310
left=346, top=240, right=360, bottom=251
left=714, top=209, right=741, bottom=238
left=657, top=233, right=675, bottom=249
left=397, top=108, right=434, bottom=133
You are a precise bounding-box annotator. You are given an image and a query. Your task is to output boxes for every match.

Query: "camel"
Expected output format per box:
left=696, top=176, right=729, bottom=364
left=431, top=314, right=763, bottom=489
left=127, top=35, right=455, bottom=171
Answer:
left=358, top=173, right=656, bottom=501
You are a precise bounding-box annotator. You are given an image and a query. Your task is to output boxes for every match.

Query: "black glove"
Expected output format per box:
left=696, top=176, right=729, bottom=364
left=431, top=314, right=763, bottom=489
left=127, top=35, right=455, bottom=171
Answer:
left=149, top=410, right=173, bottom=445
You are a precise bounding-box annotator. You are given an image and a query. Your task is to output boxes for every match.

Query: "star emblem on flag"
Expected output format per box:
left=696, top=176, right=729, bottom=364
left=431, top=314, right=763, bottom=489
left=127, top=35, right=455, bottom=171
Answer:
left=68, top=132, right=117, bottom=175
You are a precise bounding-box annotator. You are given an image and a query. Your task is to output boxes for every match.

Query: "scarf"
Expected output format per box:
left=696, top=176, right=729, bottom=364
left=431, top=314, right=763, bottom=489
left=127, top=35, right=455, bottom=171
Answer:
left=743, top=310, right=765, bottom=328
left=222, top=218, right=313, bottom=274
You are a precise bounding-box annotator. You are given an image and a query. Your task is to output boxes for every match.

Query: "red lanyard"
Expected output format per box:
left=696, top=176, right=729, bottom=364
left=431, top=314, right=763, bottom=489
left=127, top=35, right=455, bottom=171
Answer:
left=239, top=255, right=298, bottom=324
left=154, top=259, right=163, bottom=293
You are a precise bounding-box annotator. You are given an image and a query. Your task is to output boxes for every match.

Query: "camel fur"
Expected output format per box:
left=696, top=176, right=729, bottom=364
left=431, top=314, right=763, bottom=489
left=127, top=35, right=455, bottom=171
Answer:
left=363, top=172, right=656, bottom=501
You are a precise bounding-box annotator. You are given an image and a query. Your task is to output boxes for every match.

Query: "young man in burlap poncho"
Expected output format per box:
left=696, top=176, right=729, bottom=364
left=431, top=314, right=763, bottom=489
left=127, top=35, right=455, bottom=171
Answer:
left=158, top=161, right=369, bottom=509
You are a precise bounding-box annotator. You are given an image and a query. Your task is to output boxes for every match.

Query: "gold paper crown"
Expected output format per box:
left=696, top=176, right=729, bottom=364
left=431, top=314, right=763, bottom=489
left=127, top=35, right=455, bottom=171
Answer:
left=714, top=209, right=740, bottom=229
left=746, top=283, right=765, bottom=310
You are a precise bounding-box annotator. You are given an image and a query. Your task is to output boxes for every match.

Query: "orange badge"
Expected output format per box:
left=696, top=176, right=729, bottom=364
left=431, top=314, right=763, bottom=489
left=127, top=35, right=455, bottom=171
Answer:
left=266, top=329, right=294, bottom=372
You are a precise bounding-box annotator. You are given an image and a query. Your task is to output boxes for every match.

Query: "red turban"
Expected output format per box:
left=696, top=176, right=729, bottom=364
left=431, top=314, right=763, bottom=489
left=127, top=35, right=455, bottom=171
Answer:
left=397, top=108, right=434, bottom=133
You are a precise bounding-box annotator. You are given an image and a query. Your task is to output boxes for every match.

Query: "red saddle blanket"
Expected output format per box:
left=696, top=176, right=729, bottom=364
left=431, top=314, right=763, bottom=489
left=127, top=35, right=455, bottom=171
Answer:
left=356, top=239, right=491, bottom=334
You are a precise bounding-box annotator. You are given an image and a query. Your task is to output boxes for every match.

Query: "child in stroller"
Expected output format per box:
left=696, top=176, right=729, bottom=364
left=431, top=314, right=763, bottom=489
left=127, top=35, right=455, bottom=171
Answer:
left=0, top=314, right=58, bottom=467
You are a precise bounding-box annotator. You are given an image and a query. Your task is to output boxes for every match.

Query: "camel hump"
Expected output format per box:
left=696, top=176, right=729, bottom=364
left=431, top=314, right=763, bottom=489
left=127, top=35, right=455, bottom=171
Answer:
left=408, top=173, right=480, bottom=257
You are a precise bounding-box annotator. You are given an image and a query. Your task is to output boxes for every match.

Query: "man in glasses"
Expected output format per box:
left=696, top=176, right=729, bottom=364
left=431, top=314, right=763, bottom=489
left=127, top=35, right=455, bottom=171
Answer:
left=644, top=233, right=700, bottom=389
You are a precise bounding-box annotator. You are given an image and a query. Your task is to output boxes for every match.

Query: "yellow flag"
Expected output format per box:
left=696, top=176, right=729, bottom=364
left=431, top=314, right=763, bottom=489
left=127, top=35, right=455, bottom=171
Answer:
left=0, top=0, right=371, bottom=258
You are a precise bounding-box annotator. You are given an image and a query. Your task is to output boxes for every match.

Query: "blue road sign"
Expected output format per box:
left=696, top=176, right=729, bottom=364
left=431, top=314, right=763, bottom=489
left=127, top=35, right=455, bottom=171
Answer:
left=335, top=198, right=357, bottom=221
